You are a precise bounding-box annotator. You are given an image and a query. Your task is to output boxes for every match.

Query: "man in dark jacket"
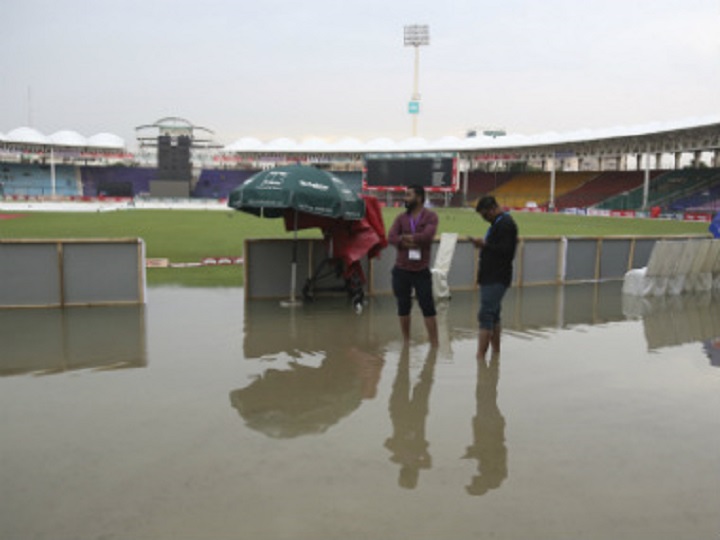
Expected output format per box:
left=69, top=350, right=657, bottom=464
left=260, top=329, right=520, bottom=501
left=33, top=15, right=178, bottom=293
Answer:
left=469, top=197, right=518, bottom=360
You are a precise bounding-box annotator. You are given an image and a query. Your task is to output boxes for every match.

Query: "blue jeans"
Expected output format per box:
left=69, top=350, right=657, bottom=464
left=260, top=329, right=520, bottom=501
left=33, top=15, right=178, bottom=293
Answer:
left=478, top=283, right=508, bottom=330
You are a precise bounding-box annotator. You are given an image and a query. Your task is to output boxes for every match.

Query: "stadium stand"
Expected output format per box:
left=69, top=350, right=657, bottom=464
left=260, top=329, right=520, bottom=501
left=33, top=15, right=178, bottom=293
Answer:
left=667, top=175, right=720, bottom=212
left=80, top=166, right=156, bottom=197
left=0, top=163, right=80, bottom=197
left=489, top=172, right=597, bottom=208
left=192, top=169, right=258, bottom=199
left=670, top=183, right=720, bottom=212
left=554, top=171, right=654, bottom=209
left=598, top=168, right=720, bottom=210
left=447, top=171, right=514, bottom=207
left=468, top=171, right=514, bottom=199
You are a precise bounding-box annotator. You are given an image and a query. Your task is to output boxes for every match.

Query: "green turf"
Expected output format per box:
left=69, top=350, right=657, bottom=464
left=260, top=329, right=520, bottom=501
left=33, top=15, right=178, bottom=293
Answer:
left=429, top=208, right=711, bottom=238
left=0, top=208, right=710, bottom=286
left=147, top=265, right=244, bottom=287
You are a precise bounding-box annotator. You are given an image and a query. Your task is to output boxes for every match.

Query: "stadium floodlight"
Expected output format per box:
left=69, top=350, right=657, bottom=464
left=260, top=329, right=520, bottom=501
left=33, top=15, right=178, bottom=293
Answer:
left=404, top=24, right=430, bottom=137
left=404, top=24, right=430, bottom=47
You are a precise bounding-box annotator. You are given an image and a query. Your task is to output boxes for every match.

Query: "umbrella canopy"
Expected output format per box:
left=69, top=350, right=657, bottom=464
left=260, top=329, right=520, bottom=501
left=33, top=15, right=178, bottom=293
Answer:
left=228, top=166, right=366, bottom=305
left=228, top=165, right=365, bottom=220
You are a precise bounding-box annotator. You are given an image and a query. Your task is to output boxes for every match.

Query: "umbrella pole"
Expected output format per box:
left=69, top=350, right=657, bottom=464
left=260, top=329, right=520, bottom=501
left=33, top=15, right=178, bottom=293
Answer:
left=290, top=213, right=298, bottom=302
left=282, top=209, right=302, bottom=307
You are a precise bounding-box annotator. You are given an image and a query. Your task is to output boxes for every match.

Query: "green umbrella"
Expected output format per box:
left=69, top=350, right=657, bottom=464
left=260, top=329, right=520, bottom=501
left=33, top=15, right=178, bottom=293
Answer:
left=228, top=165, right=364, bottom=220
left=228, top=166, right=365, bottom=303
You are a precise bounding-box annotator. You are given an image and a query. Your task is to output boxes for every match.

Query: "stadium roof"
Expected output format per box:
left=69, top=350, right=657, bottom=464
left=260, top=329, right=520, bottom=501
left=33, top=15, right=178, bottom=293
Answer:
left=2, top=127, right=126, bottom=149
left=223, top=115, right=720, bottom=154
left=7, top=127, right=49, bottom=145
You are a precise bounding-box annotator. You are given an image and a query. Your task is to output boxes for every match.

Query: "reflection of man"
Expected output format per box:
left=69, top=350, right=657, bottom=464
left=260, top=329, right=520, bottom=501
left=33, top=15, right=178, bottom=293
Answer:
left=469, top=196, right=518, bottom=360
left=388, top=185, right=439, bottom=346
left=384, top=346, right=438, bottom=489
left=463, top=352, right=507, bottom=496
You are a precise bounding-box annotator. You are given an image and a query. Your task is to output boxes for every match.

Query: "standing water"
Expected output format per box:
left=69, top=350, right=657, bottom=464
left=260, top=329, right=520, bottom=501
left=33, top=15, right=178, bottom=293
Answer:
left=1, top=284, right=718, bottom=540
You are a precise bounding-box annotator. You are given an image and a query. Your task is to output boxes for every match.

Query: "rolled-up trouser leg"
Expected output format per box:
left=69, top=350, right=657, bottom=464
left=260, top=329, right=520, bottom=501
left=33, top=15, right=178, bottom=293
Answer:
left=478, top=283, right=508, bottom=330
left=413, top=268, right=436, bottom=318
left=392, top=267, right=413, bottom=316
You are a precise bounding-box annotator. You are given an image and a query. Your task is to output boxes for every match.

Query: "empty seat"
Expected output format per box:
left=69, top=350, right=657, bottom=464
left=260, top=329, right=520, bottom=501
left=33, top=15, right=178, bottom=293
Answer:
left=624, top=239, right=720, bottom=296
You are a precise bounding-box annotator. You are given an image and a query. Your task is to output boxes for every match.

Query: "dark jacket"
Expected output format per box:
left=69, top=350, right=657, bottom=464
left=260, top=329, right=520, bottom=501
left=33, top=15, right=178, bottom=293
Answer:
left=478, top=212, right=518, bottom=287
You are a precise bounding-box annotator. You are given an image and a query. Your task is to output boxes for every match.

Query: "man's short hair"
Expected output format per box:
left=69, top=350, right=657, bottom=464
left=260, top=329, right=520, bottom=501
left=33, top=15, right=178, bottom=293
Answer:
left=476, top=196, right=498, bottom=212
left=407, top=184, right=426, bottom=203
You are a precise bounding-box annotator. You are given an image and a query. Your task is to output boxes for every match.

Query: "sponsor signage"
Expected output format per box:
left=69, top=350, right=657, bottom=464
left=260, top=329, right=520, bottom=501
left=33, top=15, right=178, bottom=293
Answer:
left=683, top=212, right=712, bottom=222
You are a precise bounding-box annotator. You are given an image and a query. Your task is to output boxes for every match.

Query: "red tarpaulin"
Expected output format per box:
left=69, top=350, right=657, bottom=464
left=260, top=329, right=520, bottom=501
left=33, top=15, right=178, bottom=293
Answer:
left=283, top=195, right=387, bottom=281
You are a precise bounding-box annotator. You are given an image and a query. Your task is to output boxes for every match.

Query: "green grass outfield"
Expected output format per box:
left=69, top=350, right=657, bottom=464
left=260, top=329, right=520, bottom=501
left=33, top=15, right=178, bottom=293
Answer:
left=0, top=208, right=710, bottom=286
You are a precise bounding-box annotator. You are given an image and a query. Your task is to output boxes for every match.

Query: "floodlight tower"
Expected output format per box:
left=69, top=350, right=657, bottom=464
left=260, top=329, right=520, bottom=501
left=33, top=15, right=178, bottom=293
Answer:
left=404, top=24, right=430, bottom=137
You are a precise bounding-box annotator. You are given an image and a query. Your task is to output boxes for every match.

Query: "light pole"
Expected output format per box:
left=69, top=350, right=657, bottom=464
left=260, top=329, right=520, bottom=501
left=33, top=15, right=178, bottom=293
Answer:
left=404, top=24, right=429, bottom=137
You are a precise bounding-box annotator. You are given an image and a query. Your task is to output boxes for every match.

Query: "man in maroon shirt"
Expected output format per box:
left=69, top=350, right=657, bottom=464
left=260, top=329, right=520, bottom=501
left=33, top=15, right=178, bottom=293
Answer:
left=388, top=185, right=439, bottom=347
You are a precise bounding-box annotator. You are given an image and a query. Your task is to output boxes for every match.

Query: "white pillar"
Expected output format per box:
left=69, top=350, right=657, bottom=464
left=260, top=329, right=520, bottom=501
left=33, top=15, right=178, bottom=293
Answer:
left=642, top=152, right=650, bottom=210
left=50, top=147, right=56, bottom=198
left=549, top=157, right=556, bottom=211
left=693, top=151, right=702, bottom=168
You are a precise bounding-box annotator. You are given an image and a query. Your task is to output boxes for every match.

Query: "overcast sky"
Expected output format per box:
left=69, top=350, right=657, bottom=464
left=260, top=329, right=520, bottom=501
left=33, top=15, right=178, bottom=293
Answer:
left=1, top=0, right=718, bottom=148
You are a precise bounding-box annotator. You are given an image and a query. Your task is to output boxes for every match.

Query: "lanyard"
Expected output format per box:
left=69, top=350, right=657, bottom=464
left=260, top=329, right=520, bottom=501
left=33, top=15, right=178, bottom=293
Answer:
left=409, top=210, right=423, bottom=234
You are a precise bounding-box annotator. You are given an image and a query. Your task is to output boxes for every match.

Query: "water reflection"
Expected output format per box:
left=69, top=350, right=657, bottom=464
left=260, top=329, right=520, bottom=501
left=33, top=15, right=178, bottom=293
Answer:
left=233, top=299, right=387, bottom=437
left=463, top=353, right=507, bottom=496
left=3, top=286, right=719, bottom=538
left=242, top=297, right=393, bottom=359
left=623, top=292, right=720, bottom=356
left=384, top=346, right=438, bottom=489
left=502, top=281, right=626, bottom=334
left=241, top=283, right=631, bottom=358
left=229, top=348, right=383, bottom=438
left=235, top=283, right=719, bottom=443
left=234, top=284, right=718, bottom=495
left=0, top=306, right=147, bottom=376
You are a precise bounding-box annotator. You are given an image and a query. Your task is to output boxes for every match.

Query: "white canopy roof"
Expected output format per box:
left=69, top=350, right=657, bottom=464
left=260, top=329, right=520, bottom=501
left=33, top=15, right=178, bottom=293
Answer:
left=2, top=127, right=125, bottom=149
left=49, top=130, right=87, bottom=147
left=87, top=133, right=125, bottom=149
left=7, top=127, right=50, bottom=145
left=223, top=115, right=720, bottom=154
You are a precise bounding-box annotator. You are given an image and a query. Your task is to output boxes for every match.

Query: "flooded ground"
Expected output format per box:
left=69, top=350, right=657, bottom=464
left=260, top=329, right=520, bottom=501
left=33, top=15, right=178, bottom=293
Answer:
left=1, top=284, right=719, bottom=540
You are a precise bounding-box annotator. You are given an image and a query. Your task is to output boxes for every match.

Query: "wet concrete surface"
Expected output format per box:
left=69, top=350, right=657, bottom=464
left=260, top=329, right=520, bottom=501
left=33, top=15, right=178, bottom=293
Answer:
left=1, top=284, right=719, bottom=540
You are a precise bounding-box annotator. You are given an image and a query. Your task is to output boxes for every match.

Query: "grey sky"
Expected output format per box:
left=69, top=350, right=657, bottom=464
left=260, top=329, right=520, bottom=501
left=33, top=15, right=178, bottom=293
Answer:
left=2, top=0, right=718, bottom=149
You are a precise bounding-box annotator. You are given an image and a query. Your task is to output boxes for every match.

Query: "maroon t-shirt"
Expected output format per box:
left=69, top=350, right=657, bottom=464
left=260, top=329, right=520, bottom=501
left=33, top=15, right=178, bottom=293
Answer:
left=388, top=209, right=438, bottom=271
